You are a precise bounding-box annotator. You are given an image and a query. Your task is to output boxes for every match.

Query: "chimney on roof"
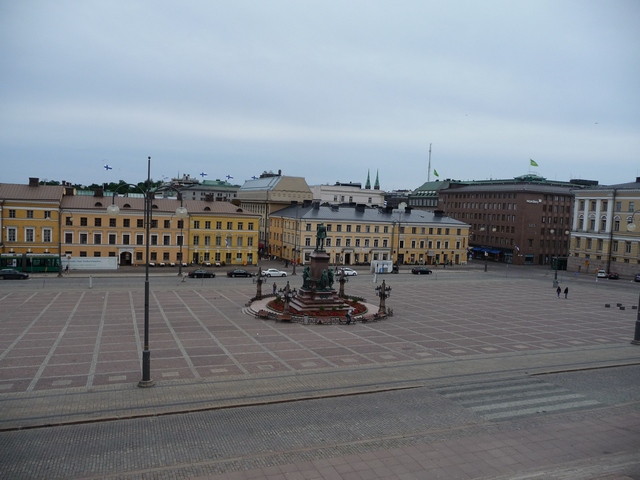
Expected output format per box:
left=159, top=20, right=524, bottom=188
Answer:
left=355, top=204, right=365, bottom=212
left=636, top=177, right=640, bottom=183
left=94, top=189, right=104, bottom=197
left=205, top=194, right=214, bottom=202
left=312, top=201, right=320, bottom=210
left=29, top=177, right=39, bottom=187
left=65, top=187, right=74, bottom=196
left=434, top=210, right=444, bottom=217
left=303, top=199, right=312, bottom=208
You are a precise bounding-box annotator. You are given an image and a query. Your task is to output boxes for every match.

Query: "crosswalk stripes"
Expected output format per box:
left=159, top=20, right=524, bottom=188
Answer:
left=433, top=377, right=602, bottom=421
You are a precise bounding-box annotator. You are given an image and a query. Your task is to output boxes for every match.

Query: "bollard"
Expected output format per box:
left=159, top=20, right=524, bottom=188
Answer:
left=303, top=315, right=309, bottom=325
left=89, top=276, right=93, bottom=289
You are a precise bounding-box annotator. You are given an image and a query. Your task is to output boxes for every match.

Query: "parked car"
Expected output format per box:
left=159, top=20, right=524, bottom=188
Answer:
left=635, top=273, right=640, bottom=282
left=227, top=269, right=253, bottom=278
left=608, top=272, right=619, bottom=280
left=261, top=268, right=287, bottom=277
left=0, top=268, right=29, bottom=280
left=596, top=270, right=607, bottom=278
left=188, top=269, right=215, bottom=278
left=411, top=267, right=433, bottom=275
left=337, top=267, right=358, bottom=276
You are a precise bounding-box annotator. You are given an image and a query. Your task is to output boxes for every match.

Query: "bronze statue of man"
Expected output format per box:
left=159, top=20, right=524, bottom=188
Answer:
left=316, top=223, right=327, bottom=251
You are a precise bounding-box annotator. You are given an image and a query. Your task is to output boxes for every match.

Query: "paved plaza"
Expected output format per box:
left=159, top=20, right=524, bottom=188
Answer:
left=1, top=264, right=639, bottom=478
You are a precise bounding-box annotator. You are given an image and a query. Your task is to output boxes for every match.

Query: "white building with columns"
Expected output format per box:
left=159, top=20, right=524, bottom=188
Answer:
left=569, top=177, right=640, bottom=277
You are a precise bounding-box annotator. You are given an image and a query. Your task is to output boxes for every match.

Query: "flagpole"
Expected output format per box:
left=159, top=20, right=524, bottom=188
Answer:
left=427, top=143, right=432, bottom=182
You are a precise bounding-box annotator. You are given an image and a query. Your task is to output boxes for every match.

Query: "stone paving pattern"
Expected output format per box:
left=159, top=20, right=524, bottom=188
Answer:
left=0, top=273, right=636, bottom=394
left=0, top=265, right=639, bottom=478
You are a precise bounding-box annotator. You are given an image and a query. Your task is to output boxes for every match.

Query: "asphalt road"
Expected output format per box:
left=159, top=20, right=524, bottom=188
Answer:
left=1, top=366, right=638, bottom=479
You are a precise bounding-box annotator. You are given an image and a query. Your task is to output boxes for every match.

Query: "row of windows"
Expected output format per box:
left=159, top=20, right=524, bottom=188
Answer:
left=7, top=209, right=53, bottom=219
left=74, top=251, right=248, bottom=263
left=64, top=232, right=184, bottom=246
left=574, top=238, right=637, bottom=253
left=60, top=232, right=255, bottom=247
left=281, top=236, right=464, bottom=251
left=470, top=225, right=516, bottom=234
left=330, top=195, right=375, bottom=203
left=192, top=236, right=254, bottom=247
left=6, top=211, right=255, bottom=231
left=448, top=202, right=518, bottom=210
left=578, top=200, right=636, bottom=212
left=456, top=213, right=518, bottom=222
left=5, top=227, right=52, bottom=243
left=573, top=253, right=640, bottom=264
left=192, top=220, right=254, bottom=230
left=274, top=219, right=462, bottom=237
left=449, top=193, right=521, bottom=200
left=541, top=217, right=569, bottom=225
left=576, top=216, right=637, bottom=232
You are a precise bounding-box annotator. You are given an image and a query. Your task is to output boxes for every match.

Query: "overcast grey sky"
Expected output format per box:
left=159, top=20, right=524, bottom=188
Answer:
left=1, top=0, right=638, bottom=190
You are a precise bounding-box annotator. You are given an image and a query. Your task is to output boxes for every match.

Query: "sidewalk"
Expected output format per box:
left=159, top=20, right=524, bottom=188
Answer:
left=194, top=411, right=640, bottom=480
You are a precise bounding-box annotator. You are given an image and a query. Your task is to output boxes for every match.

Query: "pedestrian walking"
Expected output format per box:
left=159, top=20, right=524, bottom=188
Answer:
left=556, top=286, right=561, bottom=297
left=346, top=307, right=354, bottom=325
left=564, top=287, right=569, bottom=299
left=273, top=282, right=277, bottom=295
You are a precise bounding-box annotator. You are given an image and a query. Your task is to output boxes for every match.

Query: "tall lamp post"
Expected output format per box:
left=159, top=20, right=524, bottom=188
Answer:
left=292, top=208, right=299, bottom=275
left=178, top=216, right=185, bottom=276
left=107, top=156, right=188, bottom=387
left=479, top=225, right=496, bottom=272
left=626, top=212, right=640, bottom=345
left=375, top=280, right=392, bottom=315
left=57, top=209, right=73, bottom=277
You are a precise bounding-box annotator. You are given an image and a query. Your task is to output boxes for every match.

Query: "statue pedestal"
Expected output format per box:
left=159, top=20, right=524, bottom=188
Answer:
left=289, top=250, right=350, bottom=314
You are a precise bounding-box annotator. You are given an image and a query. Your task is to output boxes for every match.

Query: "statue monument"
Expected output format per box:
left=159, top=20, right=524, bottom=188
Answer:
left=289, top=221, right=350, bottom=314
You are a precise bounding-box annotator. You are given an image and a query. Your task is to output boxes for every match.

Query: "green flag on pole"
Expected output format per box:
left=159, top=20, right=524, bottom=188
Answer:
left=434, top=169, right=439, bottom=177
left=530, top=159, right=538, bottom=167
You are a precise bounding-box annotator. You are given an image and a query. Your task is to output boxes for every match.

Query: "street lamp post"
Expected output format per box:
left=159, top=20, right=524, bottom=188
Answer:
left=375, top=280, right=392, bottom=315
left=106, top=156, right=188, bottom=387
left=178, top=217, right=185, bottom=276
left=292, top=209, right=299, bottom=275
left=479, top=225, right=496, bottom=272
left=626, top=212, right=640, bottom=345
left=279, top=281, right=297, bottom=313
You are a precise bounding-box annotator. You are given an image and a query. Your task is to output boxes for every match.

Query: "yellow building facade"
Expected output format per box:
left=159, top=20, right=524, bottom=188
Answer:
left=1, top=180, right=261, bottom=270
left=270, top=203, right=469, bottom=267
left=0, top=181, right=64, bottom=271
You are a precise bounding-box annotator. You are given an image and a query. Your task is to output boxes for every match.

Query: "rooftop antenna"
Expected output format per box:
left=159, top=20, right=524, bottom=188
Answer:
left=427, top=143, right=432, bottom=182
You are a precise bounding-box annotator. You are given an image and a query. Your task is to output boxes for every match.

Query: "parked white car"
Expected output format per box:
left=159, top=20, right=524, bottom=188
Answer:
left=261, top=268, right=287, bottom=277
left=596, top=270, right=607, bottom=278
left=337, top=267, right=358, bottom=276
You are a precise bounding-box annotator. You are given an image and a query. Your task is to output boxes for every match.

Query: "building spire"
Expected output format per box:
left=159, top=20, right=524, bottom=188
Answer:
left=374, top=169, right=380, bottom=190
left=365, top=169, right=371, bottom=189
